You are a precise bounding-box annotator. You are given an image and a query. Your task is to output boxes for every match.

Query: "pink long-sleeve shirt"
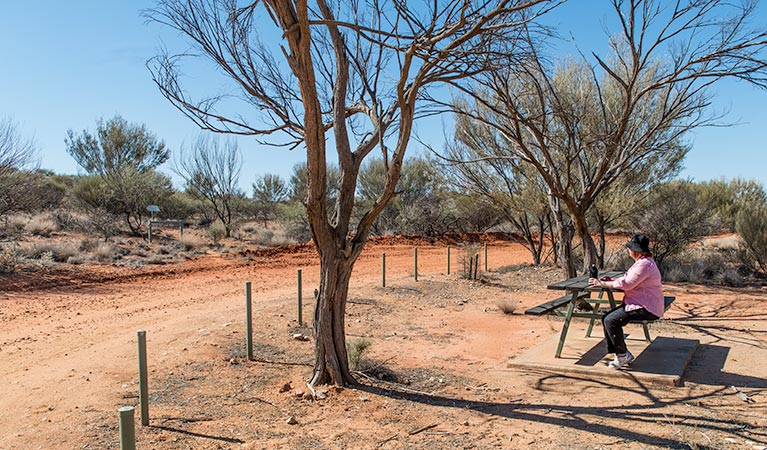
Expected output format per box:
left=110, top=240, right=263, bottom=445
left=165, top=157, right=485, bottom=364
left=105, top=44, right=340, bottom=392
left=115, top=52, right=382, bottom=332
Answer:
left=609, top=256, right=664, bottom=318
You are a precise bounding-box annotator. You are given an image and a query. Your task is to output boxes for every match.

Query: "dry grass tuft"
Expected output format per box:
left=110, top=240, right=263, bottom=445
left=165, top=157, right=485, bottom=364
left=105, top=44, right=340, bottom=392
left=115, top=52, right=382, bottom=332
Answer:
left=25, top=242, right=78, bottom=262
left=346, top=337, right=372, bottom=371
left=496, top=299, right=519, bottom=314
left=93, top=243, right=116, bottom=261
left=178, top=234, right=202, bottom=251
left=25, top=215, right=58, bottom=237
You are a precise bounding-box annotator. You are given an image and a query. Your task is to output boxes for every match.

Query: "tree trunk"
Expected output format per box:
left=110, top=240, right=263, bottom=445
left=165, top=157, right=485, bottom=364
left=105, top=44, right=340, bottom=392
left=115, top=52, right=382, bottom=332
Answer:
left=596, top=222, right=607, bottom=269
left=309, top=250, right=357, bottom=387
left=571, top=210, right=598, bottom=274
left=547, top=195, right=576, bottom=277
left=546, top=213, right=558, bottom=265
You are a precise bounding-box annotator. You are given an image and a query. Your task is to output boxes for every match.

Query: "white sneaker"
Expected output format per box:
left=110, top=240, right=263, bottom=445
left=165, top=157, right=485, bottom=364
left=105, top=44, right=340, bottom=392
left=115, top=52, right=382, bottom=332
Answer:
left=608, top=351, right=634, bottom=369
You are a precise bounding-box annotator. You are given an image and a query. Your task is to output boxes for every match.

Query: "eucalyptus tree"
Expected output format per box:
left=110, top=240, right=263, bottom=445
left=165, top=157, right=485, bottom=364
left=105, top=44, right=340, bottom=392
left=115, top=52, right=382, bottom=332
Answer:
left=443, top=113, right=554, bottom=265
left=589, top=147, right=686, bottom=267
left=454, top=0, right=767, bottom=276
left=175, top=134, right=245, bottom=237
left=65, top=116, right=169, bottom=235
left=252, top=173, right=289, bottom=226
left=147, top=0, right=554, bottom=387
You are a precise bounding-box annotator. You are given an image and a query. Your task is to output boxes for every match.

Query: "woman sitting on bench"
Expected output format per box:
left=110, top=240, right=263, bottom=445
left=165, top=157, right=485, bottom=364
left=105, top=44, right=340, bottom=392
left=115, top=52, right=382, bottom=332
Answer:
left=588, top=234, right=664, bottom=369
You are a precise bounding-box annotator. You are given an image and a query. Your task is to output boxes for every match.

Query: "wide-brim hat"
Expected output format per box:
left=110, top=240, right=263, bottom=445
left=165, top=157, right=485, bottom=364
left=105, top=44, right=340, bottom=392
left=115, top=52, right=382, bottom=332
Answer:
left=625, top=234, right=651, bottom=253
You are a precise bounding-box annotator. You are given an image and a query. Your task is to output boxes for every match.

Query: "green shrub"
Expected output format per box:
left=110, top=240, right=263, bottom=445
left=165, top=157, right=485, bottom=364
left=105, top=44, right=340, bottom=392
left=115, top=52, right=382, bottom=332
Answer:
left=346, top=337, right=372, bottom=371
left=208, top=221, right=227, bottom=244
left=635, top=181, right=715, bottom=266
left=736, top=202, right=767, bottom=275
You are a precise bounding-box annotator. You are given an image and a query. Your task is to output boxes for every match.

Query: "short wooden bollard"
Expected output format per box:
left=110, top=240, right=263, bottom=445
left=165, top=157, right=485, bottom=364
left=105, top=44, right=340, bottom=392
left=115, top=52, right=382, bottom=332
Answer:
left=297, top=269, right=303, bottom=325
left=245, top=281, right=253, bottom=360
left=447, top=245, right=451, bottom=275
left=118, top=406, right=136, bottom=450
left=381, top=253, right=386, bottom=288
left=137, top=330, right=149, bottom=426
left=484, top=242, right=488, bottom=271
left=414, top=247, right=418, bottom=282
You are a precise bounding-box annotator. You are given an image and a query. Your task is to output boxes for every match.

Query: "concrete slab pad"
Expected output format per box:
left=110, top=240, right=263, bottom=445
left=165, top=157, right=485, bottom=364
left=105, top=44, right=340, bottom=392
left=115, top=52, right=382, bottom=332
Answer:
left=507, top=328, right=699, bottom=386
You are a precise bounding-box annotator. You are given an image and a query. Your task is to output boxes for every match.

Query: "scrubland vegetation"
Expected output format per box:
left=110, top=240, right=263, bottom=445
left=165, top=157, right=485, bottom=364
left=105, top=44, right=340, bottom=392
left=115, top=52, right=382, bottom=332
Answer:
left=1, top=127, right=766, bottom=288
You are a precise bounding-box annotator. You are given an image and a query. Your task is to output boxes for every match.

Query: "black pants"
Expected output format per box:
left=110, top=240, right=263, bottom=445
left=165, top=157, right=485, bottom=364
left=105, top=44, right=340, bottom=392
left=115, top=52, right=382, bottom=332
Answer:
left=602, top=306, right=659, bottom=354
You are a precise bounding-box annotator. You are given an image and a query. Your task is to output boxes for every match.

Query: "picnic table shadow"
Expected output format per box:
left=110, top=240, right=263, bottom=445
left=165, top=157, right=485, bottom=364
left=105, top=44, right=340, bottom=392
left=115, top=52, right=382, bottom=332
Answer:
left=683, top=343, right=767, bottom=388
left=574, top=336, right=766, bottom=388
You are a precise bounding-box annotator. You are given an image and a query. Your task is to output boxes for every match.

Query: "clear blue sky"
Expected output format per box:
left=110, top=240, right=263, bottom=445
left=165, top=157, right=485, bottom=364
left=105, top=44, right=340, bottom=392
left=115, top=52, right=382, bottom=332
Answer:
left=1, top=0, right=766, bottom=191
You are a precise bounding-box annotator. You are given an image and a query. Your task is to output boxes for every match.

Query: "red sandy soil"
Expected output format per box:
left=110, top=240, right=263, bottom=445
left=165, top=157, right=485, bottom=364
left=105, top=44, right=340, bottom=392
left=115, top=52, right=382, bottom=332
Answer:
left=1, top=235, right=766, bottom=449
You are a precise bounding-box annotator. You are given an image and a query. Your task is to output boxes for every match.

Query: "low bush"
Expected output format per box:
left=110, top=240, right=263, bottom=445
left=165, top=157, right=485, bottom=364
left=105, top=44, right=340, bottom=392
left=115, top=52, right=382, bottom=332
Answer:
left=79, top=239, right=98, bottom=252
left=0, top=245, right=22, bottom=274
left=736, top=202, right=767, bottom=275
left=253, top=228, right=275, bottom=245
left=661, top=248, right=748, bottom=286
left=208, top=221, right=227, bottom=244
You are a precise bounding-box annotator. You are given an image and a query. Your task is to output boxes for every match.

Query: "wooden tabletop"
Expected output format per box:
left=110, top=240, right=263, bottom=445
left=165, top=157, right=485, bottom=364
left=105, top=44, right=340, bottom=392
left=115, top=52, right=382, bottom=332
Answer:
left=546, top=271, right=625, bottom=291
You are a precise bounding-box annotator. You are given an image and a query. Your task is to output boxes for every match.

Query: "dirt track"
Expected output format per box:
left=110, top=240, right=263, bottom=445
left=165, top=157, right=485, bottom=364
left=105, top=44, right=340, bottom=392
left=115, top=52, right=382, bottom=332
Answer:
left=1, top=238, right=766, bottom=449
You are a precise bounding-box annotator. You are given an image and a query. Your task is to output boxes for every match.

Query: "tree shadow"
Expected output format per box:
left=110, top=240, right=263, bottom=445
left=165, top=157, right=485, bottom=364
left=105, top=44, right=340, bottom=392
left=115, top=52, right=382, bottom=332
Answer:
left=151, top=425, right=245, bottom=445
left=356, top=373, right=765, bottom=449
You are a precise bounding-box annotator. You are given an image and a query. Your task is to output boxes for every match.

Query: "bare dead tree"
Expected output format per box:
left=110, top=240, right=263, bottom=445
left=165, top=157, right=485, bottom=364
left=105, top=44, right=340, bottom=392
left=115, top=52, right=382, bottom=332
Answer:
left=146, top=0, right=555, bottom=387
left=0, top=117, right=37, bottom=177
left=453, top=0, right=767, bottom=276
left=174, top=134, right=244, bottom=237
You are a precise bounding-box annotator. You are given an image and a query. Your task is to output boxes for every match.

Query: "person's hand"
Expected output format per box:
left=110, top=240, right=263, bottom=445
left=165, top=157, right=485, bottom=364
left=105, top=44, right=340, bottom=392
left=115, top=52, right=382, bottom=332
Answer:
left=588, top=277, right=602, bottom=288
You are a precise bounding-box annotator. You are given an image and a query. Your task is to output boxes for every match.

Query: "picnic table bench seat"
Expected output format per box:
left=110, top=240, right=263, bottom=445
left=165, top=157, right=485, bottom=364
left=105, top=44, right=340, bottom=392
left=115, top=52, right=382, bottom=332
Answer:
left=524, top=291, right=590, bottom=316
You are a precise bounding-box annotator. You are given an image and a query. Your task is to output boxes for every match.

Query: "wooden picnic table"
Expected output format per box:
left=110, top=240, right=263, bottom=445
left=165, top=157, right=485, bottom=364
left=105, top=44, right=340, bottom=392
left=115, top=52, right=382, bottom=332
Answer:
left=545, top=271, right=625, bottom=358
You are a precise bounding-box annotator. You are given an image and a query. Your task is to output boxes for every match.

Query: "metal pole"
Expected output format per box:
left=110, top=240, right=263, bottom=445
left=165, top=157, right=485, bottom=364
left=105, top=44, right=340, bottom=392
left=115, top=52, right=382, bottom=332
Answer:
left=484, top=241, right=488, bottom=272
left=148, top=222, right=152, bottom=244
left=179, top=224, right=183, bottom=238
left=245, top=281, right=253, bottom=360
left=447, top=245, right=451, bottom=275
left=382, top=253, right=386, bottom=288
left=414, top=247, right=418, bottom=282
left=118, top=406, right=136, bottom=450
left=137, top=330, right=149, bottom=426
left=297, top=269, right=303, bottom=325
